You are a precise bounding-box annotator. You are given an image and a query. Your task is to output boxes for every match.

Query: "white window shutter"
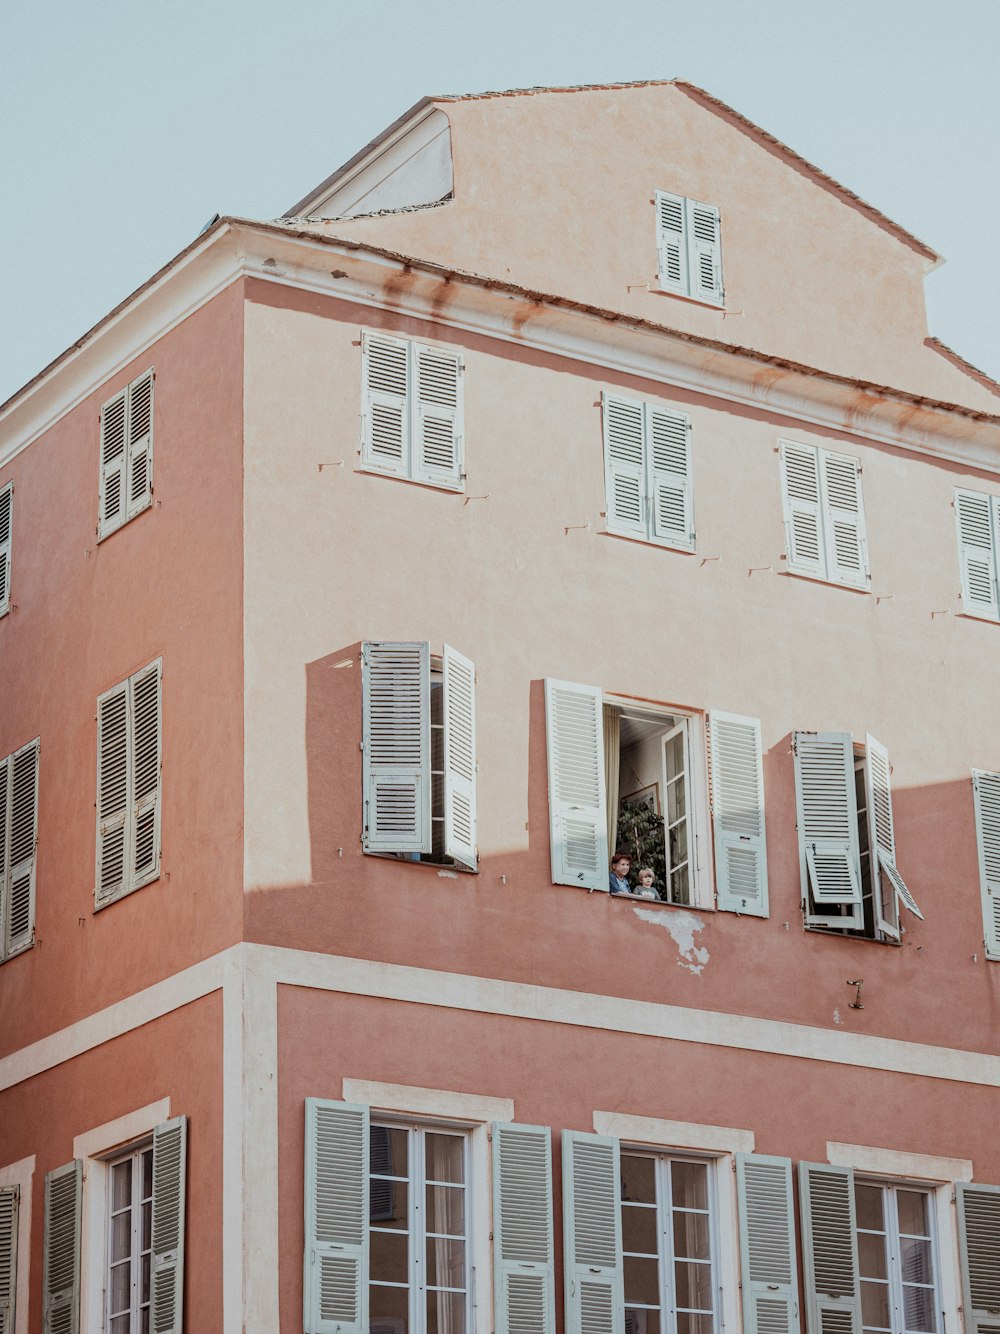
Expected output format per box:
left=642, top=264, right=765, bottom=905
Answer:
left=798, top=1162, right=861, bottom=1334
left=0, top=483, right=11, bottom=618
left=0, top=1186, right=18, bottom=1334
left=710, top=712, right=768, bottom=917
left=689, top=200, right=724, bottom=305
left=414, top=343, right=463, bottom=489
left=603, top=395, right=647, bottom=540
left=304, top=1099, right=370, bottom=1334
left=956, top=490, right=1000, bottom=620
left=492, top=1123, right=556, bottom=1334
left=443, top=644, right=477, bottom=869
left=973, top=770, right=1000, bottom=960
left=99, top=388, right=127, bottom=538
left=793, top=733, right=863, bottom=919
left=5, top=739, right=39, bottom=957
left=151, top=1115, right=186, bottom=1334
left=822, top=453, right=869, bottom=589
left=735, top=1156, right=800, bottom=1334
left=544, top=680, right=608, bottom=891
left=130, top=661, right=162, bottom=887
left=96, top=680, right=130, bottom=905
left=655, top=191, right=688, bottom=292
left=648, top=405, right=695, bottom=550
left=780, top=443, right=826, bottom=579
left=561, top=1131, right=623, bottom=1334
left=956, top=1183, right=1000, bottom=1334
left=362, top=332, right=410, bottom=477
left=43, top=1160, right=81, bottom=1334
left=362, top=642, right=431, bottom=853
left=864, top=735, right=921, bottom=932
left=126, top=371, right=154, bottom=519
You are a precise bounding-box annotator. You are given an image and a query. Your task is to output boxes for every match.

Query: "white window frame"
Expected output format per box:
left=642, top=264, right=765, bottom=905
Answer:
left=854, top=1177, right=944, bottom=1334
left=104, top=1141, right=154, bottom=1334
left=0, top=1155, right=34, bottom=1334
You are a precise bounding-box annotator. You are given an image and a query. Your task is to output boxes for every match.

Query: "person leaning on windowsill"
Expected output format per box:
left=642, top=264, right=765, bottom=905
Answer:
left=609, top=852, right=633, bottom=895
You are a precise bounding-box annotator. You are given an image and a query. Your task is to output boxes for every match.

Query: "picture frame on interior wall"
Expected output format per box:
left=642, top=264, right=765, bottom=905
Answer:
left=622, top=784, right=660, bottom=813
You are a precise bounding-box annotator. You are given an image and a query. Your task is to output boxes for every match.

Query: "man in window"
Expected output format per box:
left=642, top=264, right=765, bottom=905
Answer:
left=610, top=852, right=633, bottom=895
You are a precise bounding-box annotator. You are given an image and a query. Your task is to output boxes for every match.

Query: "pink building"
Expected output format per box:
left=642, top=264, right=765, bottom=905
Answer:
left=2, top=80, right=1000, bottom=1334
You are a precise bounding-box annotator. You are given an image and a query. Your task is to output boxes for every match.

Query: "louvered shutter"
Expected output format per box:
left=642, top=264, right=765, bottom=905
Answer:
left=362, top=642, right=431, bottom=853
left=443, top=644, right=477, bottom=869
left=99, top=388, right=127, bottom=537
left=957, top=1183, right=1000, bottom=1334
left=709, top=712, right=768, bottom=917
left=603, top=396, right=646, bottom=539
left=492, top=1123, right=556, bottom=1334
left=544, top=680, right=608, bottom=891
left=43, top=1159, right=81, bottom=1334
left=96, top=680, right=130, bottom=905
left=562, top=1132, right=623, bottom=1334
left=780, top=444, right=826, bottom=579
left=973, top=770, right=1000, bottom=959
left=5, top=739, right=39, bottom=956
left=798, top=1163, right=861, bottom=1334
left=130, top=661, right=162, bottom=887
left=689, top=201, right=724, bottom=305
left=304, top=1100, right=369, bottom=1334
left=414, top=343, right=463, bottom=489
left=793, top=733, right=862, bottom=919
left=151, top=1115, right=186, bottom=1334
left=655, top=192, right=688, bottom=293
left=0, top=763, right=6, bottom=961
left=648, top=406, right=694, bottom=550
left=362, top=333, right=410, bottom=476
left=956, top=490, right=1000, bottom=620
left=735, top=1156, right=799, bottom=1334
left=0, top=483, right=11, bottom=618
left=822, top=453, right=868, bottom=589
left=864, top=735, right=921, bottom=935
left=125, top=371, right=154, bottom=519
left=0, top=1186, right=17, bottom=1334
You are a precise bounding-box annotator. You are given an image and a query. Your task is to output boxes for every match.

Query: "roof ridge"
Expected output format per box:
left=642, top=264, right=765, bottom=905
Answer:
left=429, top=78, right=677, bottom=101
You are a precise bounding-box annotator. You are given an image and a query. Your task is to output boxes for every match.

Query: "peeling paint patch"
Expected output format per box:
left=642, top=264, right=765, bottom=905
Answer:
left=833, top=1008, right=844, bottom=1026
left=437, top=870, right=458, bottom=879
left=632, top=906, right=709, bottom=974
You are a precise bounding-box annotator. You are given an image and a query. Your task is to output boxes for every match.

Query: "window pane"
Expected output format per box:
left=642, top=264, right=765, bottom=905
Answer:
left=855, top=1186, right=884, bottom=1232
left=676, top=1312, right=714, bottom=1334
left=427, top=1288, right=466, bottom=1334
left=371, top=1283, right=409, bottom=1330
left=671, top=862, right=690, bottom=905
left=669, top=818, right=689, bottom=867
left=141, top=1251, right=151, bottom=1303
left=371, top=1126, right=409, bottom=1180
left=110, top=1261, right=131, bottom=1316
left=674, top=1261, right=713, bottom=1311
left=671, top=1162, right=708, bottom=1212
left=426, top=1133, right=465, bottom=1184
left=623, top=1204, right=658, bottom=1255
left=111, top=1316, right=130, bottom=1334
left=426, top=1183, right=465, bottom=1238
left=897, top=1192, right=930, bottom=1239
left=370, top=1230, right=409, bottom=1285
left=861, top=1280, right=890, bottom=1329
left=625, top=1256, right=660, bottom=1306
left=627, top=1310, right=661, bottom=1334
left=141, top=1148, right=153, bottom=1200
left=111, top=1211, right=132, bottom=1264
left=900, top=1238, right=933, bottom=1286
left=140, top=1308, right=150, bottom=1334
left=371, top=1177, right=408, bottom=1227
left=902, top=1284, right=936, bottom=1333
left=622, top=1155, right=656, bottom=1205
left=112, top=1160, right=132, bottom=1212
left=426, top=1236, right=466, bottom=1289
left=673, top=1211, right=710, bottom=1262
left=858, top=1231, right=887, bottom=1281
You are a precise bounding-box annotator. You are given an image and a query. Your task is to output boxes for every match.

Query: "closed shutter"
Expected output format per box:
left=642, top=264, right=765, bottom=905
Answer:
left=95, top=680, right=130, bottom=905
left=780, top=444, right=826, bottom=580
left=304, top=1100, right=369, bottom=1334
left=973, top=770, right=1000, bottom=959
left=544, top=680, right=608, bottom=891
left=362, top=333, right=410, bottom=477
left=151, top=1115, right=187, bottom=1334
left=492, top=1123, right=555, bottom=1334
left=130, top=662, right=162, bottom=887
left=655, top=192, right=688, bottom=293
left=126, top=371, right=154, bottom=519
left=689, top=201, right=724, bottom=305
left=0, top=1186, right=17, bottom=1334
left=822, top=453, right=868, bottom=589
left=793, top=733, right=862, bottom=922
left=956, top=1183, right=1000, bottom=1334
left=5, top=739, right=39, bottom=957
left=443, top=644, right=477, bottom=869
left=362, top=642, right=431, bottom=853
left=99, top=388, right=128, bottom=537
left=414, top=343, right=463, bottom=489
left=648, top=406, right=694, bottom=550
left=43, top=1159, right=81, bottom=1334
left=864, top=735, right=921, bottom=935
left=956, top=490, right=1000, bottom=620
left=562, top=1132, right=623, bottom=1334
left=798, top=1163, right=860, bottom=1334
left=709, top=712, right=768, bottom=917
left=0, top=483, right=11, bottom=618
left=735, top=1156, right=799, bottom=1334
left=603, top=396, right=646, bottom=540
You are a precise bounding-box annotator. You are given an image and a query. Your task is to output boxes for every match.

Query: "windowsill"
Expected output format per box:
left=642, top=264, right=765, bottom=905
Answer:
left=364, top=849, right=478, bottom=875
left=356, top=466, right=464, bottom=496
left=650, top=282, right=725, bottom=311
left=97, top=499, right=152, bottom=543
left=805, top=923, right=902, bottom=946
left=609, top=889, right=715, bottom=913
left=779, top=568, right=871, bottom=595
left=94, top=870, right=161, bottom=911
left=601, top=528, right=697, bottom=555
left=956, top=610, right=1000, bottom=626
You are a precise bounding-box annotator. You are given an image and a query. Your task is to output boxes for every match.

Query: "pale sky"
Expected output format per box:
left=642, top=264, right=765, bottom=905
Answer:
left=2, top=0, right=999, bottom=406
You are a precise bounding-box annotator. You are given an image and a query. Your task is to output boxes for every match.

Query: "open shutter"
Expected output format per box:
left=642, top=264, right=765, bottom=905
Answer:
left=362, top=642, right=431, bottom=853
left=0, top=761, right=6, bottom=962
left=5, top=739, right=38, bottom=956
left=710, top=712, right=768, bottom=916
left=603, top=396, right=647, bottom=540
left=689, top=200, right=724, bottom=305
left=493, top=1123, right=555, bottom=1334
left=0, top=1186, right=17, bottom=1334
left=864, top=735, right=921, bottom=936
left=126, top=370, right=154, bottom=518
left=443, top=645, right=477, bottom=869
left=414, top=343, right=463, bottom=489
left=793, top=733, right=862, bottom=923
left=130, top=661, right=162, bottom=886
left=362, top=332, right=410, bottom=477
left=43, top=1159, right=81, bottom=1334
left=780, top=443, right=826, bottom=580
left=99, top=388, right=127, bottom=537
left=957, top=1183, right=1000, bottom=1334
left=562, top=1132, right=623, bottom=1334
left=544, top=680, right=608, bottom=891
left=96, top=680, right=130, bottom=905
left=973, top=770, right=1000, bottom=960
left=0, top=483, right=11, bottom=617
left=956, top=490, right=1000, bottom=620
left=305, top=1100, right=369, bottom=1334
left=648, top=405, right=694, bottom=550
left=736, top=1156, right=799, bottom=1334
left=151, top=1115, right=186, bottom=1334
left=655, top=192, right=688, bottom=292
left=822, top=453, right=868, bottom=589
left=799, top=1163, right=860, bottom=1334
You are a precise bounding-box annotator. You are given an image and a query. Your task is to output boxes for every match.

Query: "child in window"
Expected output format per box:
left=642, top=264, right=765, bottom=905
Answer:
left=636, top=868, right=659, bottom=900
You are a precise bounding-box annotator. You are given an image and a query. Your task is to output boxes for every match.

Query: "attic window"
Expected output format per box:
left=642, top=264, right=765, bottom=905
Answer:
left=655, top=191, right=724, bottom=306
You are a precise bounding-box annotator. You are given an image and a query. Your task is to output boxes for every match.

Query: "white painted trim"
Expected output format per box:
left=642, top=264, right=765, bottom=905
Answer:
left=0, top=1156, right=34, bottom=1334
left=73, top=1099, right=170, bottom=1160
left=593, top=1111, right=754, bottom=1154
left=241, top=951, right=278, bottom=1334
left=826, top=1141, right=973, bottom=1182
left=935, top=1182, right=964, bottom=1334
left=712, top=1153, right=742, bottom=1334
left=342, top=1079, right=514, bottom=1124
